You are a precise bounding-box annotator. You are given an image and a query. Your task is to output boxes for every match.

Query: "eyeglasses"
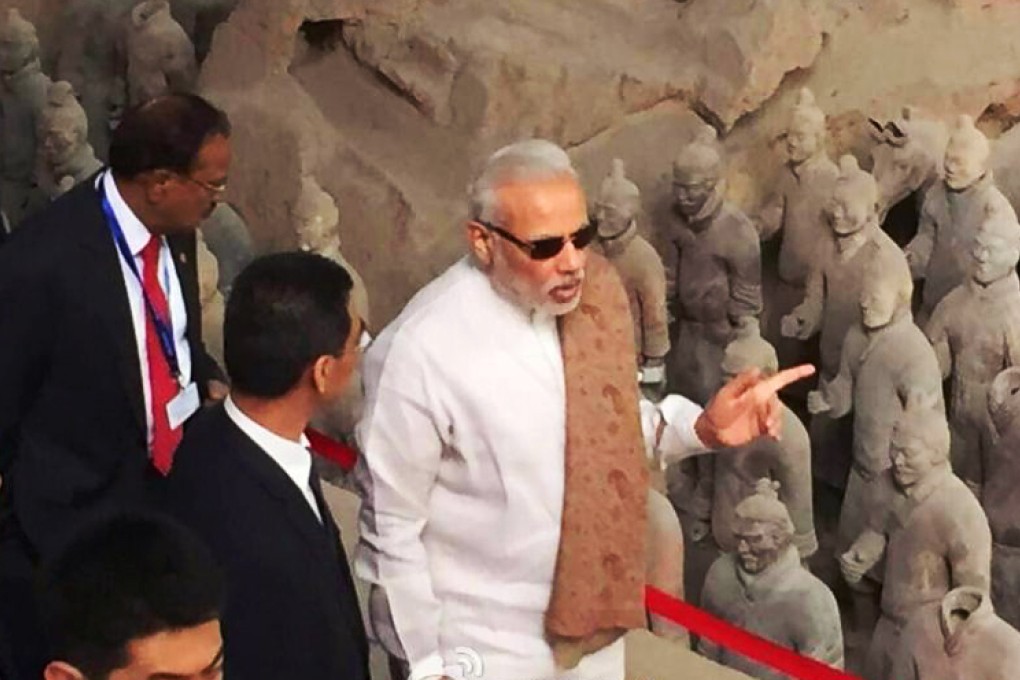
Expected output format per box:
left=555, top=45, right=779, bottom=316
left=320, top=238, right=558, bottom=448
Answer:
left=179, top=173, right=228, bottom=198
left=477, top=220, right=596, bottom=261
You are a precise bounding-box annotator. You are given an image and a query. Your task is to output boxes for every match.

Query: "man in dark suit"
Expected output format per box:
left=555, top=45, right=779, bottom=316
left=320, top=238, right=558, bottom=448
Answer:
left=0, top=94, right=230, bottom=680
left=164, top=252, right=369, bottom=680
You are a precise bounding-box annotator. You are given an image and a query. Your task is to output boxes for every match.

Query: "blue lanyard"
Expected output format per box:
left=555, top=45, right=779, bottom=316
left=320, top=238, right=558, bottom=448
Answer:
left=98, top=180, right=183, bottom=383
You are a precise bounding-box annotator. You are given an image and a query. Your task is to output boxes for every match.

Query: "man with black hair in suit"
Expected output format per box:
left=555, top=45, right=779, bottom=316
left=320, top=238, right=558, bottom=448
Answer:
left=40, top=512, right=225, bottom=680
left=164, top=251, right=369, bottom=680
left=0, top=93, right=229, bottom=680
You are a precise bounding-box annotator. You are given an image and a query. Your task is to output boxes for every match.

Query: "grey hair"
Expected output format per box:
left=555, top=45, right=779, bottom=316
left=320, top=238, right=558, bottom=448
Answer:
left=468, top=139, right=577, bottom=224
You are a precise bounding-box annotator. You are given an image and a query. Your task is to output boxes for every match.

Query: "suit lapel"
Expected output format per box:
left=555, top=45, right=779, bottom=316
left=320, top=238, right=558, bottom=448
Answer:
left=168, top=233, right=203, bottom=357
left=74, top=178, right=147, bottom=435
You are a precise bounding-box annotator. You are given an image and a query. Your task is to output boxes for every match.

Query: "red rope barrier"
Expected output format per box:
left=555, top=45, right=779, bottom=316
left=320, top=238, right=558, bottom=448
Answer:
left=645, top=586, right=860, bottom=680
left=306, top=432, right=859, bottom=680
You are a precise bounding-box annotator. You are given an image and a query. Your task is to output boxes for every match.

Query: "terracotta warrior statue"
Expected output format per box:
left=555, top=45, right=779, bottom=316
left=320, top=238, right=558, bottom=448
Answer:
left=891, top=586, right=1020, bottom=680
left=708, top=329, right=816, bottom=558
left=982, top=367, right=1020, bottom=631
left=840, top=405, right=992, bottom=680
left=756, top=88, right=839, bottom=359
left=123, top=0, right=197, bottom=108
left=665, top=127, right=762, bottom=404
left=808, top=248, right=943, bottom=648
left=0, top=8, right=51, bottom=227
left=925, top=201, right=1020, bottom=493
left=594, top=159, right=670, bottom=387
left=36, top=81, right=102, bottom=199
left=784, top=155, right=904, bottom=490
left=700, top=478, right=843, bottom=679
left=906, top=114, right=1018, bottom=322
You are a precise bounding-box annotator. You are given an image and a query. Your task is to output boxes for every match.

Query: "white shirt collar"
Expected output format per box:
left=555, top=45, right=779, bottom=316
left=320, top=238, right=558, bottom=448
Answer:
left=102, top=170, right=155, bottom=256
left=223, top=396, right=321, bottom=520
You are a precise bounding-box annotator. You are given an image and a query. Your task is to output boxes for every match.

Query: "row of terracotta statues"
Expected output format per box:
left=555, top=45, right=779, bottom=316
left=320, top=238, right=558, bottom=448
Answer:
left=593, top=85, right=1020, bottom=678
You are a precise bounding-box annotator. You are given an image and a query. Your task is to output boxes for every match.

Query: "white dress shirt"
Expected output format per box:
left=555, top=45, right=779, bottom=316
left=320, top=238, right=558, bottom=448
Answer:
left=102, top=171, right=192, bottom=446
left=223, top=396, right=321, bottom=522
left=355, top=258, right=704, bottom=680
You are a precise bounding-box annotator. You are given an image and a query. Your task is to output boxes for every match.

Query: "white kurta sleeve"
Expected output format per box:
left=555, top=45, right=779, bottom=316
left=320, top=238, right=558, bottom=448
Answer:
left=640, top=394, right=707, bottom=467
left=354, top=336, right=446, bottom=680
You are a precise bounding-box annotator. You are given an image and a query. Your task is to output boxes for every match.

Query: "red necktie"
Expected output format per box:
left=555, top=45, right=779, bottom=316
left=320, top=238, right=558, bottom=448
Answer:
left=141, top=236, right=181, bottom=475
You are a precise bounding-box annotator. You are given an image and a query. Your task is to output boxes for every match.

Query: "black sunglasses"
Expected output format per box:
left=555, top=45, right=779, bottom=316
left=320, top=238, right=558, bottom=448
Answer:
left=477, top=220, right=597, bottom=261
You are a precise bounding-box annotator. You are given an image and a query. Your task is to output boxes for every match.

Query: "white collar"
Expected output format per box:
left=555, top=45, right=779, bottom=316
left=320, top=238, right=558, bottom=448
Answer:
left=102, top=170, right=156, bottom=256
left=223, top=396, right=318, bottom=516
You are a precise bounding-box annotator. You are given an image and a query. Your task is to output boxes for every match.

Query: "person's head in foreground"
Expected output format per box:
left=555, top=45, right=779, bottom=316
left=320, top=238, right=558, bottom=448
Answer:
left=109, top=93, right=231, bottom=236
left=466, top=139, right=593, bottom=317
left=225, top=251, right=362, bottom=412
left=732, top=478, right=795, bottom=575
left=40, top=513, right=224, bottom=680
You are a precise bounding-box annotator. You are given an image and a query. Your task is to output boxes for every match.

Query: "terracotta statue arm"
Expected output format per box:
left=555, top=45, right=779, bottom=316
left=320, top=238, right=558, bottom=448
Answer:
left=637, top=257, right=671, bottom=362
left=755, top=191, right=786, bottom=241
left=809, top=345, right=852, bottom=418
left=923, top=302, right=953, bottom=380
left=775, top=415, right=818, bottom=558
left=726, top=235, right=764, bottom=322
left=793, top=591, right=845, bottom=669
left=839, top=528, right=886, bottom=585
left=904, top=200, right=936, bottom=279
left=784, top=265, right=824, bottom=340
left=946, top=507, right=993, bottom=593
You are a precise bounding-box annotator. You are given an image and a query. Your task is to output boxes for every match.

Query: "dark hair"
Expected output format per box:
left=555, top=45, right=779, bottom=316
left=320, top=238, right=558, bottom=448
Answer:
left=109, top=93, right=231, bottom=179
left=39, top=513, right=224, bottom=679
left=225, top=251, right=355, bottom=398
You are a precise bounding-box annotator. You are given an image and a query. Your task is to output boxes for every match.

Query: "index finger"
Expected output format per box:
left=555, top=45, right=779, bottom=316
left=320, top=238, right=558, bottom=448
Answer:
left=755, top=364, right=816, bottom=397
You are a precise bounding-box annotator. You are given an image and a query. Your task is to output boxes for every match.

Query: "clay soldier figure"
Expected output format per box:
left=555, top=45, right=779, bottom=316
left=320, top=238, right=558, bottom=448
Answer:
left=906, top=114, right=1018, bottom=322
left=982, top=366, right=1020, bottom=631
left=665, top=127, right=762, bottom=403
left=784, top=155, right=904, bottom=490
left=708, top=329, right=816, bottom=558
left=840, top=405, right=992, bottom=680
left=35, top=81, right=102, bottom=200
left=808, top=249, right=943, bottom=647
left=699, top=478, right=843, bottom=679
left=594, top=159, right=670, bottom=388
left=124, top=0, right=198, bottom=108
left=199, top=202, right=254, bottom=297
left=891, top=586, right=1020, bottom=680
left=0, top=9, right=51, bottom=228
left=756, top=88, right=839, bottom=362
left=196, top=231, right=224, bottom=366
left=925, top=201, right=1020, bottom=493
left=664, top=128, right=762, bottom=519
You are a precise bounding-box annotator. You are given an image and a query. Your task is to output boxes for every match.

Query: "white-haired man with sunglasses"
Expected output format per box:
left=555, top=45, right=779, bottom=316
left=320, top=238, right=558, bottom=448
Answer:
left=354, top=140, right=813, bottom=680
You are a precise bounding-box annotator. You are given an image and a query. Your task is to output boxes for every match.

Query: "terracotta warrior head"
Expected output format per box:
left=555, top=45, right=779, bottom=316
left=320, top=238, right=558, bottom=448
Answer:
left=733, top=479, right=795, bottom=574
left=721, top=328, right=778, bottom=380
left=860, top=248, right=912, bottom=330
left=971, top=200, right=1020, bottom=286
left=595, top=159, right=641, bottom=239
left=786, top=88, right=826, bottom=166
left=38, top=81, right=90, bottom=170
left=0, top=9, right=39, bottom=77
left=673, top=128, right=722, bottom=220
left=294, top=176, right=340, bottom=255
left=944, top=114, right=990, bottom=192
left=827, top=155, right=878, bottom=245
left=988, top=366, right=1020, bottom=438
left=889, top=399, right=951, bottom=490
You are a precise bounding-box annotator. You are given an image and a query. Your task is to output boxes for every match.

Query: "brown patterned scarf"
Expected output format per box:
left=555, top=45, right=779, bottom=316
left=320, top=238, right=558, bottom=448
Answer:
left=545, top=252, right=649, bottom=668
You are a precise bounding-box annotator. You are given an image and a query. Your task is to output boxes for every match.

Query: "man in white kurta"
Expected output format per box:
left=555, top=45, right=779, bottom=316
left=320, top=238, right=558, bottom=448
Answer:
left=354, top=140, right=813, bottom=680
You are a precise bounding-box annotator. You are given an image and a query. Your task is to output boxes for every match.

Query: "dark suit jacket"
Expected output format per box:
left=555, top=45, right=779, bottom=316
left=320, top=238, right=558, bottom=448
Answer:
left=0, top=176, right=221, bottom=558
left=164, top=405, right=370, bottom=680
